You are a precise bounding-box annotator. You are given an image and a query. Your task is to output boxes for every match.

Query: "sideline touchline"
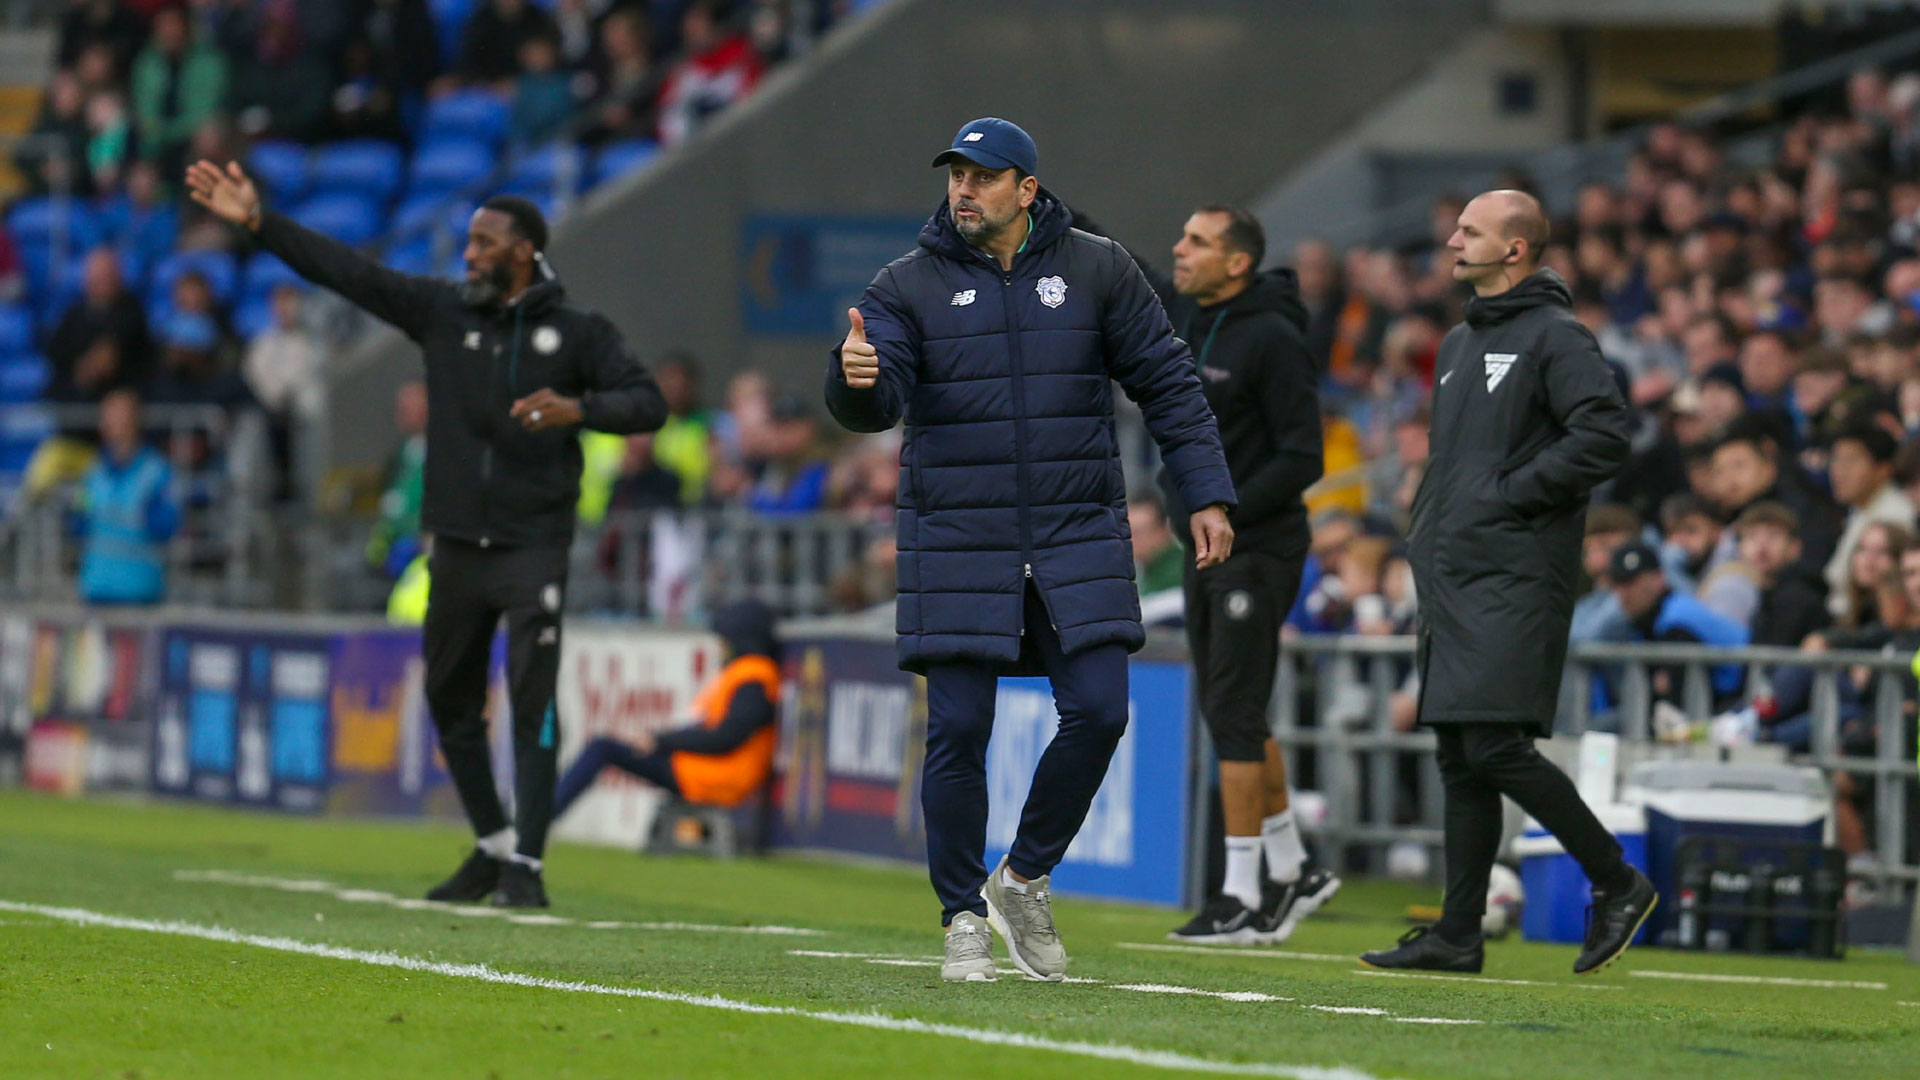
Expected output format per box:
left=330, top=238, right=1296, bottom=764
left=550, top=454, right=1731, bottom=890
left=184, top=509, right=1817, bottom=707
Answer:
left=0, top=898, right=1382, bottom=1080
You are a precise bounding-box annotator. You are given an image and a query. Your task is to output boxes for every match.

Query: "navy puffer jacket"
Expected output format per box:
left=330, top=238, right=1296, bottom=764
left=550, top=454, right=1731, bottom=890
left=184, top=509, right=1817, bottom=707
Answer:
left=825, top=188, right=1236, bottom=673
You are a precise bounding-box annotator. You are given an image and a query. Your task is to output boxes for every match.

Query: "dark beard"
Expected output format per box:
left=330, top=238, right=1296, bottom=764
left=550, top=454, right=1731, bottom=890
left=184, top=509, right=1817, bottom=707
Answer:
left=953, top=204, right=1019, bottom=245
left=458, top=264, right=514, bottom=308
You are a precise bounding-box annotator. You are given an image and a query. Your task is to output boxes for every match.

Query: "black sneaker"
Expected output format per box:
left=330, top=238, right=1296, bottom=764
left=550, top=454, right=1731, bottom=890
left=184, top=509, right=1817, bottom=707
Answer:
left=426, top=848, right=502, bottom=902
left=1574, top=867, right=1657, bottom=975
left=1258, top=868, right=1342, bottom=944
left=1359, top=925, right=1484, bottom=973
left=1167, top=895, right=1262, bottom=944
left=490, top=861, right=550, bottom=909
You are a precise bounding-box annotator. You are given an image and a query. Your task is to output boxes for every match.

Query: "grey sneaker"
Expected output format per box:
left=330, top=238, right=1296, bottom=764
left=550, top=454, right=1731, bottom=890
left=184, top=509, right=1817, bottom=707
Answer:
left=941, top=911, right=997, bottom=982
left=980, top=856, right=1066, bottom=981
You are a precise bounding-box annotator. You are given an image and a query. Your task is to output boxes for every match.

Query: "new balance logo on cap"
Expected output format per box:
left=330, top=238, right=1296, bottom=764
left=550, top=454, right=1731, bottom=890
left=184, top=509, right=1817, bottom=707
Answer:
left=951, top=290, right=976, bottom=306
left=964, top=132, right=984, bottom=142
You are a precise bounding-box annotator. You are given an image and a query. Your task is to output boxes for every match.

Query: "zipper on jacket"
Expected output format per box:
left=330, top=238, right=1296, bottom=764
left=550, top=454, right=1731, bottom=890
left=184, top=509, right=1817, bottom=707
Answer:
left=1002, top=267, right=1037, bottom=615
left=477, top=306, right=527, bottom=548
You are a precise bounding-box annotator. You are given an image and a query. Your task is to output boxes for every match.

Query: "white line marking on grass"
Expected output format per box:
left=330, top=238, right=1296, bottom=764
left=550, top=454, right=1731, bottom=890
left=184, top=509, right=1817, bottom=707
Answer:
left=1391, top=1018, right=1483, bottom=1025
left=1307, top=1006, right=1390, bottom=1016
left=0, top=899, right=1381, bottom=1080
left=1118, top=942, right=1353, bottom=963
left=1110, top=984, right=1291, bottom=1004
left=173, top=870, right=823, bottom=936
left=1352, top=970, right=1620, bottom=991
left=789, top=950, right=923, bottom=960
left=1629, top=970, right=1886, bottom=990
left=1899, top=1001, right=1920, bottom=1007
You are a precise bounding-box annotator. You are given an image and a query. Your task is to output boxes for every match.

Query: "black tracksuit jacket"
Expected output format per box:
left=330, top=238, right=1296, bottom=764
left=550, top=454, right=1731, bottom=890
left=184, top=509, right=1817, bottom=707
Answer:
left=1150, top=269, right=1323, bottom=552
left=254, top=211, right=668, bottom=548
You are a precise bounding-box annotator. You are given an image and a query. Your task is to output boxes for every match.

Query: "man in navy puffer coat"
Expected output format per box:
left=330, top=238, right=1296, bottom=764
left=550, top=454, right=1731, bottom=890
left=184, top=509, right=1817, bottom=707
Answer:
left=825, top=118, right=1237, bottom=981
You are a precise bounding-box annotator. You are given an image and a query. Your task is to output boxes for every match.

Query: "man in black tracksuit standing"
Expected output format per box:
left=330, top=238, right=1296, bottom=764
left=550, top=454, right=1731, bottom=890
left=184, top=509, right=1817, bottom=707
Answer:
left=1359, top=190, right=1656, bottom=975
left=1151, top=206, right=1341, bottom=944
left=186, top=160, right=668, bottom=908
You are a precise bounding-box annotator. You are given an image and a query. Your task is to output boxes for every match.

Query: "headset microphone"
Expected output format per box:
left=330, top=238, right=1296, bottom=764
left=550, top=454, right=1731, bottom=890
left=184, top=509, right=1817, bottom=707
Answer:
left=1457, top=245, right=1521, bottom=268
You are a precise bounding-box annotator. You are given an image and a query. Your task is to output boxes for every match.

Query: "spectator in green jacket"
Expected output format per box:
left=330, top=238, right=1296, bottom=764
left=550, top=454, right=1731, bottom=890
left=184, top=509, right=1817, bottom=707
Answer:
left=132, top=7, right=228, bottom=174
left=1130, top=492, right=1187, bottom=596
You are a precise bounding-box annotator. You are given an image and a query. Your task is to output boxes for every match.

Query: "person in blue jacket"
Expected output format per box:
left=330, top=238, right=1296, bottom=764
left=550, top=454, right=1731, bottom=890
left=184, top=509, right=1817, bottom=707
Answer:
left=825, top=117, right=1237, bottom=983
left=1608, top=541, right=1750, bottom=709
left=74, top=388, right=178, bottom=605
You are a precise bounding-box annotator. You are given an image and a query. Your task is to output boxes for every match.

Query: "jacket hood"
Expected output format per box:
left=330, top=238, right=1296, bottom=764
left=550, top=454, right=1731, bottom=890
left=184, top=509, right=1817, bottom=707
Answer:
left=1218, top=268, right=1308, bottom=333
left=1463, top=267, right=1571, bottom=329
left=712, top=599, right=779, bottom=660
left=920, top=185, right=1073, bottom=264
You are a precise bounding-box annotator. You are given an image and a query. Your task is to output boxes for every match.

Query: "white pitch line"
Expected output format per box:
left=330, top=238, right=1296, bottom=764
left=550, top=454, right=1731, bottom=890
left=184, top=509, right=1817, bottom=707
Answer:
left=0, top=899, right=1380, bottom=1080
left=1111, top=984, right=1291, bottom=1004
left=1118, top=942, right=1354, bottom=963
left=1352, top=970, right=1621, bottom=991
left=1307, top=1006, right=1390, bottom=1016
left=1391, top=1018, right=1483, bottom=1025
left=1629, top=970, right=1887, bottom=991
left=1899, top=1001, right=1920, bottom=1007
left=172, top=870, right=823, bottom=937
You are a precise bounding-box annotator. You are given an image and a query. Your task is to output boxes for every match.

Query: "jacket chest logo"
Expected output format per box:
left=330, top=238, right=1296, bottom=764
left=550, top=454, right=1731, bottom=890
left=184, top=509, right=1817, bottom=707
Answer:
left=532, top=326, right=561, bottom=354
left=1483, top=352, right=1518, bottom=392
left=464, top=331, right=481, bottom=350
left=1036, top=275, right=1068, bottom=308
left=951, top=289, right=976, bottom=306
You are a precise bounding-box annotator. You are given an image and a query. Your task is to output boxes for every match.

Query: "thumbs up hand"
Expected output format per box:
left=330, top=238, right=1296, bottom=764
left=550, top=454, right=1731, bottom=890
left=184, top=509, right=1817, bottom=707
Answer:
left=841, top=307, right=879, bottom=390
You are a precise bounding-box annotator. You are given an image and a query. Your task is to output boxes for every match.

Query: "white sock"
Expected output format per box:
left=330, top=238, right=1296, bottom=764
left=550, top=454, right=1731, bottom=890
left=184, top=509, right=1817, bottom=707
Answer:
left=476, top=828, right=516, bottom=860
left=1224, top=835, right=1263, bottom=911
left=509, top=852, right=542, bottom=873
left=1002, top=871, right=1029, bottom=894
left=1262, top=809, right=1305, bottom=885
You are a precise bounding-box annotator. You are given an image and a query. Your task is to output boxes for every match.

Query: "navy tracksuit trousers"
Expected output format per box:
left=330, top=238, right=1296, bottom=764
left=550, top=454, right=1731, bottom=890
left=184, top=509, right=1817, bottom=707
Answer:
left=922, top=584, right=1131, bottom=925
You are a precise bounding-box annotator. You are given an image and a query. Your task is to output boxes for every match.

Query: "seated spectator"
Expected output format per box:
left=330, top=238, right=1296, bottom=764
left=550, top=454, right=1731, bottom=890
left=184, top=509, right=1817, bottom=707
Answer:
left=169, top=268, right=238, bottom=363
left=580, top=5, right=661, bottom=143
left=830, top=431, right=899, bottom=525
left=48, top=247, right=152, bottom=409
left=1658, top=491, right=1757, bottom=625
left=1609, top=541, right=1749, bottom=716
left=657, top=0, right=763, bottom=147
left=1289, top=507, right=1360, bottom=635
left=1128, top=492, right=1184, bottom=597
left=82, top=89, right=133, bottom=194
left=1824, top=424, right=1917, bottom=622
left=551, top=599, right=780, bottom=816
left=1711, top=416, right=1843, bottom=573
left=58, top=0, right=147, bottom=77
left=366, top=380, right=427, bottom=578
left=647, top=352, right=712, bottom=505
left=743, top=395, right=828, bottom=515
left=228, top=0, right=331, bottom=141
left=73, top=389, right=179, bottom=606
left=1573, top=504, right=1641, bottom=644
left=458, top=0, right=560, bottom=89
left=510, top=35, right=576, bottom=144
left=325, top=36, right=409, bottom=144
left=351, top=0, right=440, bottom=99
left=145, top=311, right=255, bottom=413
left=241, top=285, right=323, bottom=501
left=131, top=7, right=229, bottom=176
left=16, top=70, right=92, bottom=196
left=1737, top=501, right=1832, bottom=647
left=99, top=161, right=182, bottom=265
left=707, top=368, right=771, bottom=501
left=1737, top=328, right=1798, bottom=432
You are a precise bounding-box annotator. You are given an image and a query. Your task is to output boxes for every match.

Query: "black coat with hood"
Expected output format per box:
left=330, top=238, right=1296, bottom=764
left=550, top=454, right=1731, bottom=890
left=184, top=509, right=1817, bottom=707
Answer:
left=253, top=210, right=668, bottom=549
left=1411, top=269, right=1632, bottom=736
left=1155, top=269, right=1324, bottom=552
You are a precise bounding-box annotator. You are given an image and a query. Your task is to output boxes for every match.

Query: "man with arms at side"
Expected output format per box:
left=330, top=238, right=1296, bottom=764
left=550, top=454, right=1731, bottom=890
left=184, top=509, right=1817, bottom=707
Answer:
left=1360, top=190, right=1656, bottom=976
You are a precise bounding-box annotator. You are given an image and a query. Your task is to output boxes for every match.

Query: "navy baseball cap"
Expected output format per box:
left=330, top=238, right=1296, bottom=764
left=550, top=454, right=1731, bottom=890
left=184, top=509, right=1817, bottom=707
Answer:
left=931, top=117, right=1038, bottom=176
left=1608, top=541, right=1663, bottom=583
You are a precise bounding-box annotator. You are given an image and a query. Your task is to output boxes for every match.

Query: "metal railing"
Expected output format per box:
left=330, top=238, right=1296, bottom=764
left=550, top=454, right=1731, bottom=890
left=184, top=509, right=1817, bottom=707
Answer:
left=1275, top=634, right=1918, bottom=897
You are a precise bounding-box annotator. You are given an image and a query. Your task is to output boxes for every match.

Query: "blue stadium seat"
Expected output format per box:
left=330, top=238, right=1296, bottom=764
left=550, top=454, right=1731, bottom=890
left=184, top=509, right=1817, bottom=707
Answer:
left=309, top=139, right=405, bottom=204
left=384, top=234, right=437, bottom=277
left=0, top=405, right=53, bottom=473
left=0, top=353, right=49, bottom=403
left=234, top=297, right=274, bottom=340
left=248, top=141, right=311, bottom=202
left=7, top=197, right=103, bottom=254
left=392, top=191, right=452, bottom=239
left=421, top=90, right=510, bottom=146
left=0, top=305, right=33, bottom=353
left=289, top=193, right=384, bottom=247
left=428, top=0, right=475, bottom=69
left=150, top=250, right=239, bottom=307
left=410, top=138, right=494, bottom=196
left=501, top=144, right=582, bottom=198
left=591, top=139, right=661, bottom=189
left=242, top=252, right=306, bottom=304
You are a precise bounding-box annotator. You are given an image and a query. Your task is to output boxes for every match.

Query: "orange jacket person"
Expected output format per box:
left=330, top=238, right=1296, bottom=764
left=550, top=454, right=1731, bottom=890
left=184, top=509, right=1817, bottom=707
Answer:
left=552, top=600, right=780, bottom=816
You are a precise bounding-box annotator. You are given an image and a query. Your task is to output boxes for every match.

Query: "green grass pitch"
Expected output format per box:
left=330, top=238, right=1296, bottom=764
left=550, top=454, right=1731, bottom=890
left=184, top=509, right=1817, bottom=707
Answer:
left=2, top=789, right=1916, bottom=1079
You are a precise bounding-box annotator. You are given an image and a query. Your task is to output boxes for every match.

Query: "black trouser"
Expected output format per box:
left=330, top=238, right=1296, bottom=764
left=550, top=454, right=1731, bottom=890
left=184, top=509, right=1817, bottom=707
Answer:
left=922, top=584, right=1131, bottom=925
left=1184, top=545, right=1306, bottom=762
left=552, top=736, right=679, bottom=820
left=1435, top=724, right=1628, bottom=936
left=424, top=537, right=570, bottom=861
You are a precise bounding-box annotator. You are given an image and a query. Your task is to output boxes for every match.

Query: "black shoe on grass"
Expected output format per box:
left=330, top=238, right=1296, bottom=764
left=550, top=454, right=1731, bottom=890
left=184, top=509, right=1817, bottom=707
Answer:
left=1359, top=925, right=1484, bottom=973
left=426, top=848, right=502, bottom=902
left=1574, top=867, right=1657, bottom=975
left=1168, top=895, right=1262, bottom=944
left=491, top=861, right=550, bottom=909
